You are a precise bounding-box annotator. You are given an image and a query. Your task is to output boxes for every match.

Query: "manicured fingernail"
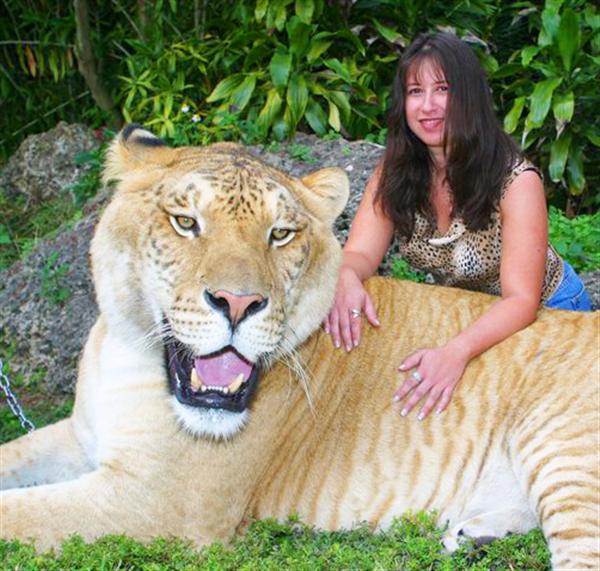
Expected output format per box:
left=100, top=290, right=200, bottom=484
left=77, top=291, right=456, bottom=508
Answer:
left=417, top=412, right=425, bottom=421
left=324, top=326, right=330, bottom=334
left=335, top=341, right=340, bottom=349
left=393, top=394, right=400, bottom=402
left=400, top=409, right=408, bottom=416
left=353, top=339, right=359, bottom=347
left=346, top=345, right=352, bottom=352
left=375, top=319, right=381, bottom=326
left=398, top=364, right=406, bottom=370
left=436, top=408, right=443, bottom=415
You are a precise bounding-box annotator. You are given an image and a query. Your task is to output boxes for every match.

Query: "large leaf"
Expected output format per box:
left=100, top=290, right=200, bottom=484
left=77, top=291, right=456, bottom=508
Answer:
left=549, top=131, right=571, bottom=182
left=272, top=117, right=290, bottom=140
left=270, top=51, right=292, bottom=90
left=255, top=0, right=268, bottom=21
left=585, top=131, right=600, bottom=147
left=328, top=100, right=341, bottom=131
left=503, top=96, right=526, bottom=134
left=304, top=98, right=327, bottom=135
left=520, top=46, right=540, bottom=66
left=492, top=63, right=523, bottom=79
left=323, top=59, right=351, bottom=83
left=229, top=74, right=257, bottom=111
left=307, top=36, right=333, bottom=63
left=329, top=90, right=351, bottom=122
left=274, top=0, right=290, bottom=31
left=566, top=145, right=585, bottom=195
left=372, top=18, right=407, bottom=46
left=295, top=0, right=314, bottom=24
left=557, top=8, right=580, bottom=73
left=538, top=1, right=562, bottom=47
left=206, top=75, right=243, bottom=102
left=286, top=16, right=311, bottom=59
left=552, top=90, right=574, bottom=125
left=257, top=88, right=284, bottom=132
left=525, top=77, right=562, bottom=130
left=286, top=73, right=308, bottom=125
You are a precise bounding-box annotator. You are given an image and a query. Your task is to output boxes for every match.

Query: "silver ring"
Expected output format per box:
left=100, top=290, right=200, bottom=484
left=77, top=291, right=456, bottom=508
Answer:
left=350, top=308, right=361, bottom=319
left=411, top=370, right=423, bottom=383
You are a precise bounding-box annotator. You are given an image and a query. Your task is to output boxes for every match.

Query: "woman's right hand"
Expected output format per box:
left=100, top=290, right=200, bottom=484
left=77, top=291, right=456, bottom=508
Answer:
left=324, top=267, right=380, bottom=351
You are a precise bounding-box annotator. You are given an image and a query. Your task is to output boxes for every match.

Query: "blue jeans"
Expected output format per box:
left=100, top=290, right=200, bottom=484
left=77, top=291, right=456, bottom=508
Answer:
left=544, top=261, right=593, bottom=311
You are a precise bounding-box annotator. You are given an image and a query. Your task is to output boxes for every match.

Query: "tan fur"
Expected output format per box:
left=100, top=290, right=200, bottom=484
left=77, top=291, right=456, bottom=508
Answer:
left=1, top=129, right=598, bottom=570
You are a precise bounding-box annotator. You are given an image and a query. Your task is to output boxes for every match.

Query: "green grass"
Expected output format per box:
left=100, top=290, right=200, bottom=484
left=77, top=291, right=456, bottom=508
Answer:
left=0, top=336, right=73, bottom=444
left=0, top=516, right=550, bottom=570
left=0, top=146, right=105, bottom=271
left=548, top=206, right=600, bottom=273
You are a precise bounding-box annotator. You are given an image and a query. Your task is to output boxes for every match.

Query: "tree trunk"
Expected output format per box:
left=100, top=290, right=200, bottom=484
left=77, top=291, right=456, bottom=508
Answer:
left=73, top=0, right=122, bottom=128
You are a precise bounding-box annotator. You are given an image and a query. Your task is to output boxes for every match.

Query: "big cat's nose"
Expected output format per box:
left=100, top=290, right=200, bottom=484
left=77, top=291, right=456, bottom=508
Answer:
left=204, top=289, right=268, bottom=327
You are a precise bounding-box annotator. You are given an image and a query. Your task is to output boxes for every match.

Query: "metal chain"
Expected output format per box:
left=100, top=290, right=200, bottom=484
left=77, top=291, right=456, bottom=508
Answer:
left=0, top=356, right=36, bottom=433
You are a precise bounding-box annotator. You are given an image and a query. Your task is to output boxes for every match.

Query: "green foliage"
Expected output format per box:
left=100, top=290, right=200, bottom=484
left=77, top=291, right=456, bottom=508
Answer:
left=66, top=145, right=108, bottom=206
left=0, top=1, right=93, bottom=162
left=1, top=0, right=598, bottom=209
left=391, top=258, right=428, bottom=283
left=0, top=336, right=72, bottom=445
left=0, top=192, right=79, bottom=271
left=494, top=0, right=599, bottom=205
left=287, top=143, right=317, bottom=163
left=0, top=140, right=106, bottom=270
left=548, top=206, right=600, bottom=273
left=0, top=515, right=550, bottom=570
left=40, top=251, right=71, bottom=305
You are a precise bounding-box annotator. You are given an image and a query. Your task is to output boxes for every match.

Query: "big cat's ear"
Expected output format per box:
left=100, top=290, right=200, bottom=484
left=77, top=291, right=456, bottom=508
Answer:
left=299, top=167, right=349, bottom=226
left=103, top=124, right=177, bottom=184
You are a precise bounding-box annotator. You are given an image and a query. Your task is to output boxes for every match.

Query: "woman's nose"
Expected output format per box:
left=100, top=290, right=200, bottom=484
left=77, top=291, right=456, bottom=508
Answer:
left=421, top=90, right=435, bottom=112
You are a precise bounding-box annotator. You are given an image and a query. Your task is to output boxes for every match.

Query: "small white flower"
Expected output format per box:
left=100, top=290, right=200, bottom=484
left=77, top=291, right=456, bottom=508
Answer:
left=181, top=104, right=190, bottom=113
left=191, top=114, right=200, bottom=123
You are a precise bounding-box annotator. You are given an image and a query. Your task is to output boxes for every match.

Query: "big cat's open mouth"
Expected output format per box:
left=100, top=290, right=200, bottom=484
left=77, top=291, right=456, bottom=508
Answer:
left=165, top=336, right=260, bottom=413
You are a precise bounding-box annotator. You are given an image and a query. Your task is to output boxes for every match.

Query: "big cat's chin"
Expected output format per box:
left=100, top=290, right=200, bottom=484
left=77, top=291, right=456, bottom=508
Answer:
left=171, top=398, right=249, bottom=440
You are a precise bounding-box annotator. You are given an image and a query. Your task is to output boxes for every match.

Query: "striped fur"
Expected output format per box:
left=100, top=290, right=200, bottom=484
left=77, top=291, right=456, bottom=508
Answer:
left=0, top=131, right=597, bottom=569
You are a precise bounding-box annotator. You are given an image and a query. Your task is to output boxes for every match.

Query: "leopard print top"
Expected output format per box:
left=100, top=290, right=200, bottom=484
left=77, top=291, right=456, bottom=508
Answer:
left=397, top=160, right=563, bottom=302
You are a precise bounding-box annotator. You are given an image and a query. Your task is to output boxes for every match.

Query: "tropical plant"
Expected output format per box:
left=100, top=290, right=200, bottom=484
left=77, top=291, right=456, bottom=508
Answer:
left=494, top=0, right=599, bottom=209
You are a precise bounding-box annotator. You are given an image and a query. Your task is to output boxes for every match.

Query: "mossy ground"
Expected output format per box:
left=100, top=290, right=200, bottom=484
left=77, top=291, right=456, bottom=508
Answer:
left=0, top=515, right=550, bottom=571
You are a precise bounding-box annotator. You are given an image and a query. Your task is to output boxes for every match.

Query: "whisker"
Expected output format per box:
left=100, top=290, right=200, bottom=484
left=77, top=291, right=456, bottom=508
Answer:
left=269, top=329, right=316, bottom=416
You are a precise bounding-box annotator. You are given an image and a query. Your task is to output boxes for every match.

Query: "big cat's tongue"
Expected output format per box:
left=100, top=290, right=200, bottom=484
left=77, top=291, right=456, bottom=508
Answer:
left=194, top=349, right=253, bottom=388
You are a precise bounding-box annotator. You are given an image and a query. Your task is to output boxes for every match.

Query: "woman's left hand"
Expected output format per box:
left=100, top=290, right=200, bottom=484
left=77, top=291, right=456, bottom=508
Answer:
left=393, top=344, right=469, bottom=420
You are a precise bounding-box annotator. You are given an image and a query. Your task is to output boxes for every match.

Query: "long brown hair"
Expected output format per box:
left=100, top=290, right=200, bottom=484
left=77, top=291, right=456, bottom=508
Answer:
left=376, top=32, right=520, bottom=237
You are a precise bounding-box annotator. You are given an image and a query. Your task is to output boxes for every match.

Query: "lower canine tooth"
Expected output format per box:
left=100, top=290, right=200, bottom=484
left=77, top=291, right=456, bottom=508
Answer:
left=228, top=373, right=245, bottom=394
left=190, top=368, right=202, bottom=391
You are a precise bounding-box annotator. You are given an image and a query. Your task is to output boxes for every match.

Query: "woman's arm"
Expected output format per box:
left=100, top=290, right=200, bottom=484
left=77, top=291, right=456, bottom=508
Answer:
left=325, top=162, right=395, bottom=350
left=394, top=170, right=548, bottom=419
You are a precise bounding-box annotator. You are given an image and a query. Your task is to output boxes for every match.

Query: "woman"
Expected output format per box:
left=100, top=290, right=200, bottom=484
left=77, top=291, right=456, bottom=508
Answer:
left=324, top=32, right=592, bottom=421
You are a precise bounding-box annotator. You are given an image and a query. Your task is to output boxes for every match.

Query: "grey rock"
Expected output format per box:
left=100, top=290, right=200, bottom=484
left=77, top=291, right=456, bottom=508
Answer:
left=0, top=133, right=597, bottom=395
left=0, top=121, right=99, bottom=205
left=581, top=270, right=600, bottom=309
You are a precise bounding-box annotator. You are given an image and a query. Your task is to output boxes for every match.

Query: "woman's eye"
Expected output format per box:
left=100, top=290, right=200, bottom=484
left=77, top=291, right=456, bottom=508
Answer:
left=169, top=214, right=200, bottom=237
left=270, top=228, right=296, bottom=247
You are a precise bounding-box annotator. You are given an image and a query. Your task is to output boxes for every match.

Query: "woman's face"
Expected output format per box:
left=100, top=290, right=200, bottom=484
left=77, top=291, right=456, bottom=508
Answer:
left=404, top=58, right=449, bottom=151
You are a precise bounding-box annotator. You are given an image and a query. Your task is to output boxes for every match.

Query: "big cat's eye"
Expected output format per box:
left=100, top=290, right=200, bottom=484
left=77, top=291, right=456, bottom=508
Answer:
left=270, top=227, right=296, bottom=247
left=169, top=214, right=200, bottom=237
left=176, top=216, right=195, bottom=229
